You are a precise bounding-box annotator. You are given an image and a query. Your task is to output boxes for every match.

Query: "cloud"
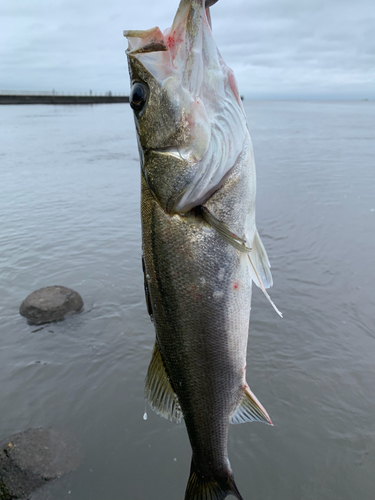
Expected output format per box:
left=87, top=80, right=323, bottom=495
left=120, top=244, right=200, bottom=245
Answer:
left=0, top=0, right=374, bottom=98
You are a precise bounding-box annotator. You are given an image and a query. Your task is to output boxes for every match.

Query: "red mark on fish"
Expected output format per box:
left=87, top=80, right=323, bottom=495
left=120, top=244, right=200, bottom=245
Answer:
left=166, top=30, right=183, bottom=50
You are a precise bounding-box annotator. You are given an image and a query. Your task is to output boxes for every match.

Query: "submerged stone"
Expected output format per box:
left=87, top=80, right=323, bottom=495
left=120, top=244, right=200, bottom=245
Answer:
left=19, top=286, right=83, bottom=325
left=0, top=428, right=83, bottom=500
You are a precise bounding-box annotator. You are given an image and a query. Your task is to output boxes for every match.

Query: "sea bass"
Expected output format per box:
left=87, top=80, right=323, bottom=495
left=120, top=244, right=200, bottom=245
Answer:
left=124, top=1, right=281, bottom=499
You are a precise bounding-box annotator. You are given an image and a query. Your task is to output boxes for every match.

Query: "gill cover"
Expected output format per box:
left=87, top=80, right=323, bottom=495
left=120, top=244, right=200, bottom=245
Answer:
left=124, top=0, right=248, bottom=214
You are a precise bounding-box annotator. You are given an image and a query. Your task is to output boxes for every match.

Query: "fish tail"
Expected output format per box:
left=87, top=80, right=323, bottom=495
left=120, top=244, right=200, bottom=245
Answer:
left=185, top=459, right=244, bottom=500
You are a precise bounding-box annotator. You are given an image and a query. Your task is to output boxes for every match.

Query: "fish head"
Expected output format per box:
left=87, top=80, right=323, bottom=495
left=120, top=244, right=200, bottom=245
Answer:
left=124, top=0, right=248, bottom=214
left=124, top=25, right=198, bottom=160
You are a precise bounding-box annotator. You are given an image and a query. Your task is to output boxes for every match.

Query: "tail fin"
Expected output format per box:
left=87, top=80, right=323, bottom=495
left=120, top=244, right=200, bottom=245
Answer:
left=185, top=459, right=244, bottom=500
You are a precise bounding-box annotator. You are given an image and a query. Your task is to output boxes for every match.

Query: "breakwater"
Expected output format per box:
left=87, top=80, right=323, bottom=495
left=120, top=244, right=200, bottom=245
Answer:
left=0, top=94, right=129, bottom=105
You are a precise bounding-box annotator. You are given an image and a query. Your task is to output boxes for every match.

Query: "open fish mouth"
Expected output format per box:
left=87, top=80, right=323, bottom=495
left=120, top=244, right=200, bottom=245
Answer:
left=124, top=0, right=248, bottom=214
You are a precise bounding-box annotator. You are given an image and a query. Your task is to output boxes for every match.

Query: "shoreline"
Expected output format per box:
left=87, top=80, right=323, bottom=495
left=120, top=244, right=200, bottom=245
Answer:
left=0, top=94, right=129, bottom=105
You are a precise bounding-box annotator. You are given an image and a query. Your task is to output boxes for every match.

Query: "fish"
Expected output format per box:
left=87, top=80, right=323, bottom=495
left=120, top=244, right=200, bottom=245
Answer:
left=123, top=1, right=281, bottom=499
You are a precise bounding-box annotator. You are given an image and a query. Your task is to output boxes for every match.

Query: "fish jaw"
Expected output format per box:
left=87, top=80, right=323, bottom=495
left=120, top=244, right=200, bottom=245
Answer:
left=124, top=0, right=248, bottom=214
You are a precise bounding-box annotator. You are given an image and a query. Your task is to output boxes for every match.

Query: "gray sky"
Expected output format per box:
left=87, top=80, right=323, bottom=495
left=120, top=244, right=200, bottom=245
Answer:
left=0, top=0, right=374, bottom=99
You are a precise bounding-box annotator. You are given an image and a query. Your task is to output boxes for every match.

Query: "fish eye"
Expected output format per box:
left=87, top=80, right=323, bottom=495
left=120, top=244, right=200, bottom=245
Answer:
left=130, top=82, right=149, bottom=112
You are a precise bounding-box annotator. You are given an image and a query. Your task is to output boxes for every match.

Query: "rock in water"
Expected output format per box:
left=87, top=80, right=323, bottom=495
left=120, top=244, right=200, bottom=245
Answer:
left=0, top=428, right=83, bottom=500
left=19, top=286, right=83, bottom=325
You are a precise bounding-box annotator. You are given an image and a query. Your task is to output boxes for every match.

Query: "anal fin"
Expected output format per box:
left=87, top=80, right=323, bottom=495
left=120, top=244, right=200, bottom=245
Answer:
left=231, top=385, right=273, bottom=425
left=145, top=342, right=182, bottom=423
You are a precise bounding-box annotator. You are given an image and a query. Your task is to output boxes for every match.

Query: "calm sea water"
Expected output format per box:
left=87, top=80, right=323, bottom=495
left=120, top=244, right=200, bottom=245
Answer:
left=0, top=100, right=374, bottom=500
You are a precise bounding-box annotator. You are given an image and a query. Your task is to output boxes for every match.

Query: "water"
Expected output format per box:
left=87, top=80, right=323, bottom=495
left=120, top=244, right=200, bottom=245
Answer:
left=0, top=100, right=374, bottom=499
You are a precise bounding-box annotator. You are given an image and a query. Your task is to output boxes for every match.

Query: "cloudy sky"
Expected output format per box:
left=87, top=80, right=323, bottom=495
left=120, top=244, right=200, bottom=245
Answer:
left=0, top=0, right=374, bottom=99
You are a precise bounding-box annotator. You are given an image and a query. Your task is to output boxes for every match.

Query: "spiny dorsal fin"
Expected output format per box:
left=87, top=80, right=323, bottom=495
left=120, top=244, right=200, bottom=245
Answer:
left=145, top=342, right=183, bottom=423
left=231, top=385, right=273, bottom=425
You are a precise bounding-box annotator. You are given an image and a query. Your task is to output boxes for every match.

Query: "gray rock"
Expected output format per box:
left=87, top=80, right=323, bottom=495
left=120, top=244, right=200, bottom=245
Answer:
left=19, top=286, right=83, bottom=325
left=0, top=428, right=83, bottom=500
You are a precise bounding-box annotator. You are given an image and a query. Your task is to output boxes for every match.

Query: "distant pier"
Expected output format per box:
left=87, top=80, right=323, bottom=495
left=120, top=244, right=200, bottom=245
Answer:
left=0, top=92, right=129, bottom=105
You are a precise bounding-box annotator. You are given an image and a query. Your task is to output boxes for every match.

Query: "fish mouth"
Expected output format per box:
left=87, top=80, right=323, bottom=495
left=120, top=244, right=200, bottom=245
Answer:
left=127, top=0, right=248, bottom=215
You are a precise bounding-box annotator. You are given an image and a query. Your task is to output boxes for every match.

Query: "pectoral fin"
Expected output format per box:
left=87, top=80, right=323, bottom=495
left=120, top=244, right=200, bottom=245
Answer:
left=247, top=229, right=283, bottom=317
left=200, top=206, right=251, bottom=253
left=231, top=385, right=273, bottom=425
left=145, top=342, right=183, bottom=423
left=200, top=207, right=282, bottom=317
left=249, top=229, right=273, bottom=288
